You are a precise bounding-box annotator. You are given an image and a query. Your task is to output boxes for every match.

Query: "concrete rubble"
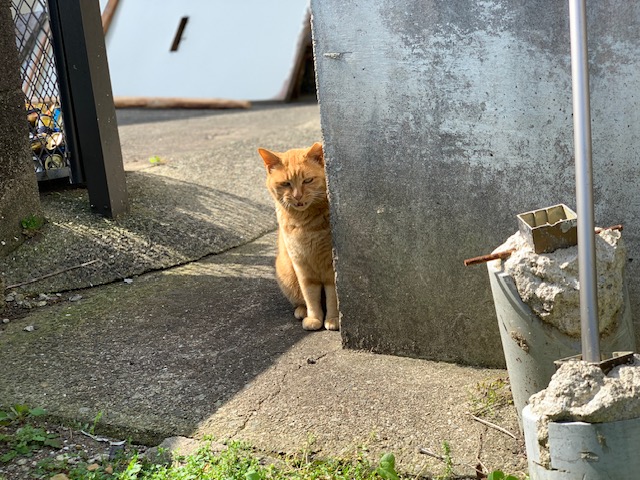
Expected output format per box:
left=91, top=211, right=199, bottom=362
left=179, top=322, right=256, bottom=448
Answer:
left=527, top=355, right=640, bottom=466
left=497, top=229, right=626, bottom=337
left=530, top=355, right=640, bottom=424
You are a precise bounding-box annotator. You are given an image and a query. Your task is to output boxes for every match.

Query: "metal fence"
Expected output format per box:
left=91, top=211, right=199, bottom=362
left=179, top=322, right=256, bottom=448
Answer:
left=10, top=0, right=70, bottom=181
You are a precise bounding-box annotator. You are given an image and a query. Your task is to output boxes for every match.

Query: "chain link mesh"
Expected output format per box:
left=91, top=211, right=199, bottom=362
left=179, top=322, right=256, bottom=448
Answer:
left=10, top=0, right=70, bottom=181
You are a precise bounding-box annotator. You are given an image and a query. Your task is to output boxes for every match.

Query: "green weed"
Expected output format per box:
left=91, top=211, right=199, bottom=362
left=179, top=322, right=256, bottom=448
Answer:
left=376, top=452, right=399, bottom=480
left=433, top=441, right=454, bottom=480
left=0, top=404, right=46, bottom=426
left=20, top=214, right=46, bottom=237
left=90, top=410, right=103, bottom=435
left=148, top=156, right=165, bottom=165
left=487, top=470, right=526, bottom=480
left=0, top=424, right=61, bottom=462
left=469, top=378, right=513, bottom=418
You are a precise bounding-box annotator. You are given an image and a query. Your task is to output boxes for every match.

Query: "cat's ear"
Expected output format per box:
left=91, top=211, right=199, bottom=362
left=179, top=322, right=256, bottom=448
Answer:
left=258, top=148, right=282, bottom=172
left=306, top=142, right=324, bottom=166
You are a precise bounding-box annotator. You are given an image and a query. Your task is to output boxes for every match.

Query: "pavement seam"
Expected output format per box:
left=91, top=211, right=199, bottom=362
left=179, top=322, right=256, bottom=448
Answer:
left=126, top=225, right=279, bottom=279
left=230, top=347, right=339, bottom=438
left=26, top=226, right=279, bottom=295
left=198, top=227, right=278, bottom=262
left=230, top=371, right=290, bottom=439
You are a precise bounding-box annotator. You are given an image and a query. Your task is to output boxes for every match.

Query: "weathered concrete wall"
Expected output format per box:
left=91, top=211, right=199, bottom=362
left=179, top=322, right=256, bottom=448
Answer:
left=311, top=0, right=640, bottom=367
left=0, top=2, right=42, bottom=259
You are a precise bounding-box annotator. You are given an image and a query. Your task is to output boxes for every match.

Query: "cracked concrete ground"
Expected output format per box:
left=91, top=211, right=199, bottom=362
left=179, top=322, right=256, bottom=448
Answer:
left=0, top=103, right=526, bottom=477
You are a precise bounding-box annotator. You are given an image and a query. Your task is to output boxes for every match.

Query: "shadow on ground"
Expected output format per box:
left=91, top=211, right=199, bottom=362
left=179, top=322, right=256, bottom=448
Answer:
left=1, top=102, right=323, bottom=294
left=0, top=231, right=527, bottom=477
left=0, top=234, right=303, bottom=443
left=0, top=171, right=276, bottom=293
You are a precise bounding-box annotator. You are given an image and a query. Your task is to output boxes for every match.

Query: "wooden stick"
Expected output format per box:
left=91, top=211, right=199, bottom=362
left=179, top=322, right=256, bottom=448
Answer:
left=469, top=414, right=517, bottom=440
left=101, top=0, right=120, bottom=35
left=113, top=96, right=251, bottom=110
left=464, top=249, right=515, bottom=267
left=6, top=259, right=99, bottom=290
left=595, top=224, right=623, bottom=234
left=418, top=447, right=445, bottom=461
left=474, top=431, right=488, bottom=479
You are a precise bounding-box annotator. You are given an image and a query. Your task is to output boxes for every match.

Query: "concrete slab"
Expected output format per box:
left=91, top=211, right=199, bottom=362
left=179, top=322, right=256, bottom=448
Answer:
left=0, top=103, right=526, bottom=477
left=0, top=232, right=525, bottom=477
left=0, top=233, right=307, bottom=440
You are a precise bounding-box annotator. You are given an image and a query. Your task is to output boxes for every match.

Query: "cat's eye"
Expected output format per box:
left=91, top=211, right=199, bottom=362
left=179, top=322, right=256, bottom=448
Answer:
left=280, top=182, right=291, bottom=188
left=303, top=178, right=314, bottom=184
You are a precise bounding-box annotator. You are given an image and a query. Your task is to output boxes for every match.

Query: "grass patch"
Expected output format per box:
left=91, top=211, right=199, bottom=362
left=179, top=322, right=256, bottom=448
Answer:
left=1, top=411, right=404, bottom=480
left=36, top=440, right=403, bottom=479
left=1, top=404, right=527, bottom=479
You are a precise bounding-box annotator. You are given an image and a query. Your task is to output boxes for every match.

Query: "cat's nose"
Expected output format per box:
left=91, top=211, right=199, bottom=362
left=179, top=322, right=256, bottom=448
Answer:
left=292, top=189, right=303, bottom=200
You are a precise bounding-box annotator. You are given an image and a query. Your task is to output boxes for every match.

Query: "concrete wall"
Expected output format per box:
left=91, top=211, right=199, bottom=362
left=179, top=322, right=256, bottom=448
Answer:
left=311, top=0, right=640, bottom=367
left=0, top=1, right=42, bottom=260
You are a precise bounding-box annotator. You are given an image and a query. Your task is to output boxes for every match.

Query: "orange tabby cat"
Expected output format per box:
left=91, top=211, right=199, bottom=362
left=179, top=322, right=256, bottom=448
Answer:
left=257, top=142, right=339, bottom=331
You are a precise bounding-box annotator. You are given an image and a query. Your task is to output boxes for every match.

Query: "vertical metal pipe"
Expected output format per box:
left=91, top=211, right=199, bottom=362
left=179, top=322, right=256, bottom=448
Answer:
left=568, top=0, right=600, bottom=362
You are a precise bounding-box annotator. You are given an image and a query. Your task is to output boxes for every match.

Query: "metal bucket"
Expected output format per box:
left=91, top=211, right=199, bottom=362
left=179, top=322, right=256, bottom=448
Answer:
left=487, top=260, right=636, bottom=429
left=523, top=404, right=640, bottom=479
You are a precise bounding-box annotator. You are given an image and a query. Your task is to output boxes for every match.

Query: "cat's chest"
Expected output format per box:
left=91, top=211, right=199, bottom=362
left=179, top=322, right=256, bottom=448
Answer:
left=283, top=223, right=329, bottom=242
left=281, top=221, right=331, bottom=258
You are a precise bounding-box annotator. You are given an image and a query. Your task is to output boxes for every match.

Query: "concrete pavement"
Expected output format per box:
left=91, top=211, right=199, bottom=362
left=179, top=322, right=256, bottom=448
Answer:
left=0, top=103, right=526, bottom=478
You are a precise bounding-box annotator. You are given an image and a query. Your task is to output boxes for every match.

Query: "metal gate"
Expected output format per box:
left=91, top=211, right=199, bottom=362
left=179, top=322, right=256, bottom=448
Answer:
left=10, top=0, right=70, bottom=182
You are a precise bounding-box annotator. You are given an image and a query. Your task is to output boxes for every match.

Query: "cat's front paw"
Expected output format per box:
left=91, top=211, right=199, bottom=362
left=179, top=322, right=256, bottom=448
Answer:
left=302, top=316, right=323, bottom=331
left=294, top=306, right=307, bottom=320
left=324, top=317, right=340, bottom=331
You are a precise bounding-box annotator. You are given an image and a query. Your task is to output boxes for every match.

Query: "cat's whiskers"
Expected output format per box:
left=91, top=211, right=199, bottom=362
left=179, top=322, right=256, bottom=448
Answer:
left=279, top=197, right=293, bottom=209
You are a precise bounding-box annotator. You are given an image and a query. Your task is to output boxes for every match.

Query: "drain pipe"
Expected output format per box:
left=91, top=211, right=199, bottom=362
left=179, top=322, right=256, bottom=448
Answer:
left=569, top=0, right=600, bottom=362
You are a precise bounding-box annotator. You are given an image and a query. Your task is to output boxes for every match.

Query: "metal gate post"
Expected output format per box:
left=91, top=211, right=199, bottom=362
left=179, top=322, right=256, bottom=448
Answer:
left=47, top=0, right=127, bottom=217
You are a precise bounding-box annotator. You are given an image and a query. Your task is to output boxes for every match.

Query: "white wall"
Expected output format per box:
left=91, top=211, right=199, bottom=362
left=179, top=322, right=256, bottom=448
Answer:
left=103, top=0, right=309, bottom=101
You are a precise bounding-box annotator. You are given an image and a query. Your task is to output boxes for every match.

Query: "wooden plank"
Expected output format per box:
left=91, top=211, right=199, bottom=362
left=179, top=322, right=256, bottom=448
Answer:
left=113, top=96, right=251, bottom=110
left=101, top=0, right=120, bottom=35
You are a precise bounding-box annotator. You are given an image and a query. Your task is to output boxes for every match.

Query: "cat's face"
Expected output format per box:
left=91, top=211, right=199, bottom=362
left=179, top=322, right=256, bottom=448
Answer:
left=258, top=143, right=327, bottom=212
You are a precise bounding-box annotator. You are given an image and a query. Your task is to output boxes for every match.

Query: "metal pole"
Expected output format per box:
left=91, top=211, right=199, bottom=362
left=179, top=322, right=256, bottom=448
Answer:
left=568, top=0, right=600, bottom=362
left=47, top=0, right=84, bottom=185
left=47, top=0, right=128, bottom=217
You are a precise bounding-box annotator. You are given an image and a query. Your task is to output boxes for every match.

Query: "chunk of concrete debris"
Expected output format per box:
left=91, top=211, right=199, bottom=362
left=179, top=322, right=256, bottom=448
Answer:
left=527, top=355, right=640, bottom=466
left=529, top=355, right=640, bottom=424
left=50, top=474, right=69, bottom=480
left=496, top=229, right=626, bottom=337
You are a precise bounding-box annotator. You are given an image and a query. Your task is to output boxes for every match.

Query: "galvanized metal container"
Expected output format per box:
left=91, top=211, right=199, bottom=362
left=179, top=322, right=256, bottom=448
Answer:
left=523, top=405, right=640, bottom=479
left=517, top=204, right=578, bottom=254
left=486, top=259, right=636, bottom=429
